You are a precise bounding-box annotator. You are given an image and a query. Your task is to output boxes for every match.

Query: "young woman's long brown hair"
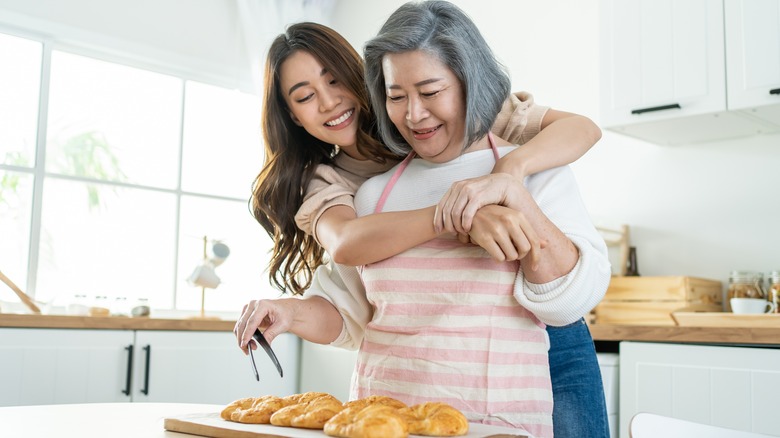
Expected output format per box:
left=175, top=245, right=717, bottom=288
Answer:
left=251, top=22, right=395, bottom=295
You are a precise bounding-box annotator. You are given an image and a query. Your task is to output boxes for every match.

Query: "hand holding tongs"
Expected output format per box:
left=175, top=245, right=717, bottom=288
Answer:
left=248, top=328, right=284, bottom=380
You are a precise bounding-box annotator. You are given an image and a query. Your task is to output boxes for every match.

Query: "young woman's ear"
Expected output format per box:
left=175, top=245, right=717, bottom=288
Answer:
left=289, top=112, right=303, bottom=127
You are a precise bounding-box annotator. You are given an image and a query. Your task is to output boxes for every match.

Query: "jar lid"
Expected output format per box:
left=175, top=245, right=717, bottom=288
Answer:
left=729, top=270, right=763, bottom=282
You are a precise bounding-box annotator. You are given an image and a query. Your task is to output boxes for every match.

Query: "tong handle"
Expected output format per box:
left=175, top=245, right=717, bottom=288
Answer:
left=253, top=329, right=284, bottom=378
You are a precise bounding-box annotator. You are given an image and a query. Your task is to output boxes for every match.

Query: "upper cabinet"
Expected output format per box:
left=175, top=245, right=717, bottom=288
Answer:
left=600, top=0, right=780, bottom=145
left=725, top=0, right=780, bottom=124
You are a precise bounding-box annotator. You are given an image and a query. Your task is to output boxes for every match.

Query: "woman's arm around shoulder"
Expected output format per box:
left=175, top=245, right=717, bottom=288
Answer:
left=436, top=104, right=601, bottom=235
left=493, top=108, right=601, bottom=178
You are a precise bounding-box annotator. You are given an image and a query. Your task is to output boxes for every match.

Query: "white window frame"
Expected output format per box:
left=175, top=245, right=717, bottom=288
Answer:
left=0, top=24, right=262, bottom=309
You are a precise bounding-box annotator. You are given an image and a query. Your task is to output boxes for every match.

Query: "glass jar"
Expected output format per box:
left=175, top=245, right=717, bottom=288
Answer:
left=131, top=298, right=151, bottom=317
left=110, top=297, right=129, bottom=317
left=769, top=270, right=780, bottom=315
left=726, top=271, right=765, bottom=312
left=67, top=294, right=90, bottom=316
left=89, top=295, right=111, bottom=317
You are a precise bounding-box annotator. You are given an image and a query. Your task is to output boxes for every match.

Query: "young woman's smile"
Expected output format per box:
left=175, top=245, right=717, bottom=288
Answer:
left=280, top=50, right=361, bottom=152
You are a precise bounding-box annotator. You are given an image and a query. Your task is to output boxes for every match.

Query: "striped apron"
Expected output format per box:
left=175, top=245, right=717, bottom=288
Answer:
left=353, top=134, right=554, bottom=437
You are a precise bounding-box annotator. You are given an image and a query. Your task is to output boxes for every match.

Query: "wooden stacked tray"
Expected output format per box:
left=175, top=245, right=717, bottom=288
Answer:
left=593, top=276, right=723, bottom=325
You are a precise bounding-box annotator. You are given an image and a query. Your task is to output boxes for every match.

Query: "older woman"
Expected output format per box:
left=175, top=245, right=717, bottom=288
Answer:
left=353, top=1, right=612, bottom=437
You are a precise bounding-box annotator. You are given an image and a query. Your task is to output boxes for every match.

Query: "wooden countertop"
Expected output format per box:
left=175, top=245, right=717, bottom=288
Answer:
left=2, top=314, right=779, bottom=346
left=0, top=313, right=236, bottom=331
left=589, top=323, right=780, bottom=346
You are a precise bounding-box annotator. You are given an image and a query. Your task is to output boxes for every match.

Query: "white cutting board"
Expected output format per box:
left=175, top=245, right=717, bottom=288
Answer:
left=164, top=412, right=531, bottom=438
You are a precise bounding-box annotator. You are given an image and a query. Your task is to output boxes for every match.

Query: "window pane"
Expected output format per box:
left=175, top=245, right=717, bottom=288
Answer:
left=177, top=195, right=274, bottom=313
left=0, top=33, right=41, bottom=168
left=46, top=51, right=182, bottom=188
left=0, top=170, right=33, bottom=303
left=181, top=81, right=263, bottom=198
left=36, top=178, right=177, bottom=307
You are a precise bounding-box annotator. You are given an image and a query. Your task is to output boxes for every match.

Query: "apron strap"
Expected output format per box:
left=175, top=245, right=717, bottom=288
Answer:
left=374, top=151, right=416, bottom=214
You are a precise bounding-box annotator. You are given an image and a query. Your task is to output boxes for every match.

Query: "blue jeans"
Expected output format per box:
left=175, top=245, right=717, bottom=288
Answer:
left=547, top=318, right=610, bottom=438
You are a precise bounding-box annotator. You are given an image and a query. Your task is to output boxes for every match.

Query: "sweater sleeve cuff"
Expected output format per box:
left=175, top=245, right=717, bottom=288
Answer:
left=514, top=234, right=611, bottom=326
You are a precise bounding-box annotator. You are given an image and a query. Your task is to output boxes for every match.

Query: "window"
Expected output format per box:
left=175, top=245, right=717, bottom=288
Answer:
left=0, top=32, right=40, bottom=304
left=0, top=30, right=270, bottom=314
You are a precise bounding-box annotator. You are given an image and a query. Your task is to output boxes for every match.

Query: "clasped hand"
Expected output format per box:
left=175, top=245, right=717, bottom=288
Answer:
left=435, top=173, right=543, bottom=268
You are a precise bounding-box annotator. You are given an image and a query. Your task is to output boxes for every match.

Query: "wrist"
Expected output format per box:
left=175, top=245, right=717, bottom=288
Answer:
left=494, top=152, right=530, bottom=180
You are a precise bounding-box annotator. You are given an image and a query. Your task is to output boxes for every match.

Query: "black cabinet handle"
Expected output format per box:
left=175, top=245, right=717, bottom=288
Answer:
left=141, top=345, right=151, bottom=396
left=122, top=344, right=133, bottom=396
left=631, top=103, right=681, bottom=115
left=770, top=88, right=780, bottom=95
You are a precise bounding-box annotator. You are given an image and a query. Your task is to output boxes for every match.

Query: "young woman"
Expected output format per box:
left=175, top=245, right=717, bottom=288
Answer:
left=235, top=16, right=607, bottom=438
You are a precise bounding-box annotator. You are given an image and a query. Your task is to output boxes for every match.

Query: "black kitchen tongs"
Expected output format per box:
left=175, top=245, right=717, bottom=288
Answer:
left=248, top=328, right=284, bottom=380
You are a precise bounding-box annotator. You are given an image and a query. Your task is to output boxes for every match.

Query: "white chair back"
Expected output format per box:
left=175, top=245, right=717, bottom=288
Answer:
left=630, top=412, right=773, bottom=438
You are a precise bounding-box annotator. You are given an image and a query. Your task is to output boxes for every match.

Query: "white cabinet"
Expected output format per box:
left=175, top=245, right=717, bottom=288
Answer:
left=0, top=328, right=299, bottom=406
left=725, top=0, right=780, bottom=125
left=599, top=0, right=780, bottom=145
left=598, top=352, right=620, bottom=438
left=0, top=328, right=133, bottom=406
left=600, top=0, right=726, bottom=126
left=618, top=341, right=780, bottom=438
left=130, top=330, right=297, bottom=404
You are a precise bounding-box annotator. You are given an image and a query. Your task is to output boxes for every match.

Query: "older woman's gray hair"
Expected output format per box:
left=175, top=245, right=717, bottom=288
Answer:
left=363, top=0, right=511, bottom=156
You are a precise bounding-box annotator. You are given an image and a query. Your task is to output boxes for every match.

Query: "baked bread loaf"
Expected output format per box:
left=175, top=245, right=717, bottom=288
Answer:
left=397, top=402, right=469, bottom=436
left=270, top=393, right=344, bottom=429
left=220, top=395, right=285, bottom=424
left=283, top=391, right=330, bottom=405
left=324, top=404, right=409, bottom=438
left=221, top=392, right=329, bottom=424
left=342, top=395, right=408, bottom=411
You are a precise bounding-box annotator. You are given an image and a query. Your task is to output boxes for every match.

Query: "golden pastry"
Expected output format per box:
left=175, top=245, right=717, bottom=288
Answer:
left=282, top=391, right=331, bottom=405
left=324, top=404, right=409, bottom=438
left=397, top=402, right=469, bottom=436
left=270, top=393, right=343, bottom=429
left=220, top=395, right=285, bottom=424
left=220, top=397, right=254, bottom=420
left=342, top=395, right=408, bottom=411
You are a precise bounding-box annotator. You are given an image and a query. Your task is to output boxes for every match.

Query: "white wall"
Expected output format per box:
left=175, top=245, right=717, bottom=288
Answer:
left=333, top=0, right=780, bottom=289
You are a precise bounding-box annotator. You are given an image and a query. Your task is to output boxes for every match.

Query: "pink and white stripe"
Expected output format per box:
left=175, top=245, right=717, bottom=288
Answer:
left=355, top=235, right=554, bottom=438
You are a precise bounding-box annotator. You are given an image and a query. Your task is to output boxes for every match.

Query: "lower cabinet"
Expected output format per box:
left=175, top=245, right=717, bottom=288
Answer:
left=0, top=328, right=299, bottom=406
left=0, top=328, right=134, bottom=405
left=619, top=341, right=780, bottom=438
left=597, top=352, right=620, bottom=438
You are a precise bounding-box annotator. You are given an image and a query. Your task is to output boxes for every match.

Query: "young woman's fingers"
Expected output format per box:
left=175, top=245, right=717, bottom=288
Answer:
left=240, top=301, right=270, bottom=352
